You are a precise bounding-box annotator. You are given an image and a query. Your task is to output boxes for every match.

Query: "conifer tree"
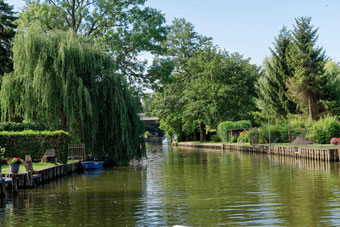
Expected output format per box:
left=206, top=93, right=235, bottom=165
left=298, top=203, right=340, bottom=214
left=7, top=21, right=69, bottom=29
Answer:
left=258, top=27, right=298, bottom=119
left=0, top=0, right=17, bottom=75
left=287, top=17, right=327, bottom=119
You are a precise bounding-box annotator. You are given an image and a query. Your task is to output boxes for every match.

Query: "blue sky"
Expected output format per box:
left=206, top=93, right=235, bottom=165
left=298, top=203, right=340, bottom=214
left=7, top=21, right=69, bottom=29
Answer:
left=10, top=0, right=340, bottom=65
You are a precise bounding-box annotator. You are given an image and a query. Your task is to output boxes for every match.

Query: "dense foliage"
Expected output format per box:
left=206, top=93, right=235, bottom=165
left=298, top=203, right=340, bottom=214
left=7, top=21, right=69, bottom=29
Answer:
left=257, top=27, right=298, bottom=120
left=0, top=0, right=17, bottom=75
left=18, top=0, right=168, bottom=94
left=151, top=19, right=260, bottom=142
left=306, top=116, right=340, bottom=144
left=258, top=17, right=337, bottom=122
left=0, top=130, right=69, bottom=163
left=0, top=122, right=46, bottom=131
left=1, top=28, right=145, bottom=165
left=217, top=120, right=251, bottom=142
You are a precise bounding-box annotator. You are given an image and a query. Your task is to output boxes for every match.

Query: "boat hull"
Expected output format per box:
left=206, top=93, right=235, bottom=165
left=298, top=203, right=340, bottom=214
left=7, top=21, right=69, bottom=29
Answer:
left=82, top=161, right=104, bottom=170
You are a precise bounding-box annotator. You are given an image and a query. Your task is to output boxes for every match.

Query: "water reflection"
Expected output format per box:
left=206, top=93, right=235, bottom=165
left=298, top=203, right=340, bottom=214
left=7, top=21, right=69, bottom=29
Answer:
left=1, top=144, right=340, bottom=226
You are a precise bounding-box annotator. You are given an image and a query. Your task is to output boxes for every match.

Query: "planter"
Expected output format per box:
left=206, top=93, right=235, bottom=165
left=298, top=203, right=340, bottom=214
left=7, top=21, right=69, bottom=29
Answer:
left=9, top=163, right=20, bottom=174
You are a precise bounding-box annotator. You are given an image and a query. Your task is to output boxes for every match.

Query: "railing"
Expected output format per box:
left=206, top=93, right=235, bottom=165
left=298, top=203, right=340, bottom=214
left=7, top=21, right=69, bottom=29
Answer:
left=68, top=144, right=86, bottom=161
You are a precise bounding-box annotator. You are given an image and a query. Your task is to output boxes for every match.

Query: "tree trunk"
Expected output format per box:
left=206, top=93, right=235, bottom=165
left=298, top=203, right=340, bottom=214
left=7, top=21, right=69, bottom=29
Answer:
left=199, top=123, right=206, bottom=142
left=308, top=95, right=313, bottom=119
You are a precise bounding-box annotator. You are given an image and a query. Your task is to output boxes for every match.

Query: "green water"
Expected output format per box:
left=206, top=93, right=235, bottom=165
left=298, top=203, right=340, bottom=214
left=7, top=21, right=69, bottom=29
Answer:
left=2, top=143, right=340, bottom=226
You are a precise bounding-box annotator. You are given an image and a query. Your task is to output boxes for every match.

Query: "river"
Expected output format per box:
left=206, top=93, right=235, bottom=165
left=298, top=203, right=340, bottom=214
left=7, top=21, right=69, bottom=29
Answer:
left=1, top=143, right=340, bottom=226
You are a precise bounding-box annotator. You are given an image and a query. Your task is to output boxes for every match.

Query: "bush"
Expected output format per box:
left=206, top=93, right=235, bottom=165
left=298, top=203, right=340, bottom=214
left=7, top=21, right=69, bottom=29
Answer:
left=144, top=131, right=151, bottom=139
left=0, top=130, right=69, bottom=164
left=217, top=120, right=251, bottom=142
left=0, top=122, right=46, bottom=132
left=210, top=134, right=221, bottom=142
left=256, top=121, right=305, bottom=144
left=307, top=116, right=340, bottom=144
left=237, top=131, right=250, bottom=143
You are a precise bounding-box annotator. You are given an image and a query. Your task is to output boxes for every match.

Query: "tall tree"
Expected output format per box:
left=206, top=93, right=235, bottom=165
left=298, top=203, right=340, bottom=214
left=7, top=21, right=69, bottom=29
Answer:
left=151, top=19, right=213, bottom=141
left=18, top=0, right=168, bottom=94
left=1, top=27, right=145, bottom=165
left=321, top=61, right=340, bottom=116
left=151, top=19, right=260, bottom=142
left=257, top=27, right=298, bottom=119
left=287, top=17, right=327, bottom=119
left=0, top=0, right=17, bottom=75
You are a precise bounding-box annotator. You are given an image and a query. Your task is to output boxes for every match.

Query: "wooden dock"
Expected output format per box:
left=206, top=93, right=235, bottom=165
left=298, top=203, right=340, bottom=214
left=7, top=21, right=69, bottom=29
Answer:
left=0, top=161, right=82, bottom=195
left=174, top=142, right=340, bottom=161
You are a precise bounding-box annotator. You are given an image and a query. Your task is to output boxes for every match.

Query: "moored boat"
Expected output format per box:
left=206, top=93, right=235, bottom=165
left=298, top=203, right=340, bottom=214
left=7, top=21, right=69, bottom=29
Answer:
left=81, top=161, right=104, bottom=170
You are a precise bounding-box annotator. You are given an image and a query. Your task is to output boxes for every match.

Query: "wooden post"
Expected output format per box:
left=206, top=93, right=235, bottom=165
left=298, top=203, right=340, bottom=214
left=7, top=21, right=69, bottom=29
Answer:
left=0, top=174, right=4, bottom=196
left=25, top=155, right=34, bottom=188
left=12, top=174, right=18, bottom=194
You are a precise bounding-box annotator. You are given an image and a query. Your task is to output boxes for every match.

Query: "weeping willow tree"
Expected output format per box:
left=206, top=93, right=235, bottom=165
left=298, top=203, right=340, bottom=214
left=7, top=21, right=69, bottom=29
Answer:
left=0, top=26, right=145, bottom=165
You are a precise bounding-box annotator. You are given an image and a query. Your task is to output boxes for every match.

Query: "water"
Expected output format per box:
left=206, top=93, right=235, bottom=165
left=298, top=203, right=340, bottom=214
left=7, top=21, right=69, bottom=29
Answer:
left=2, top=143, right=340, bottom=226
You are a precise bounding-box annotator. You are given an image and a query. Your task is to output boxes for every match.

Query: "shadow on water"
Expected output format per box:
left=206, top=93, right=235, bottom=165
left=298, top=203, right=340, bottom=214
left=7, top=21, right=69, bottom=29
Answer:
left=1, top=143, right=340, bottom=226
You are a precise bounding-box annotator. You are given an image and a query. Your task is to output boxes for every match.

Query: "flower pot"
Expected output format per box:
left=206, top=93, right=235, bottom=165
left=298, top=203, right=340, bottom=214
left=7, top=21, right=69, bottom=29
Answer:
left=9, top=163, right=20, bottom=174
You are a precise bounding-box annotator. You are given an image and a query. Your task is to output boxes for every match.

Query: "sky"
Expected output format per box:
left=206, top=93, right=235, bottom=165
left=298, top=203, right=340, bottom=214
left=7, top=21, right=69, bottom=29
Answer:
left=10, top=0, right=340, bottom=66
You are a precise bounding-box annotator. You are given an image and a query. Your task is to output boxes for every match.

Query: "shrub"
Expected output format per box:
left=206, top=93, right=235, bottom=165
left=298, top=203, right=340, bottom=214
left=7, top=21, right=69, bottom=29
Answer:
left=237, top=131, right=250, bottom=143
left=0, top=130, right=70, bottom=164
left=217, top=120, right=251, bottom=142
left=210, top=134, right=221, bottom=142
left=307, top=116, right=340, bottom=144
left=0, top=122, right=46, bottom=132
left=256, top=121, right=305, bottom=144
left=144, top=131, right=151, bottom=139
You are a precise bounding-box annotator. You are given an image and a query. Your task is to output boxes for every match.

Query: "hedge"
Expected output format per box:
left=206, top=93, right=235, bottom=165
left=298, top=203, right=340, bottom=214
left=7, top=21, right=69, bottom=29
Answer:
left=217, top=120, right=251, bottom=142
left=0, top=130, right=70, bottom=164
left=0, top=122, right=46, bottom=132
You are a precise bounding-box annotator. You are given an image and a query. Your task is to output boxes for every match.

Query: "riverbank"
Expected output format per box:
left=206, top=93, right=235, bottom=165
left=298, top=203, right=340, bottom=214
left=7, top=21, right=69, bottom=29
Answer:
left=0, top=161, right=83, bottom=195
left=174, top=142, right=340, bottom=161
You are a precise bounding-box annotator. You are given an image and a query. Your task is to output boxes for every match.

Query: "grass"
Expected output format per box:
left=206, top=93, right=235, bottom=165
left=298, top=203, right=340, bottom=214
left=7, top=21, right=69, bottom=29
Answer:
left=1, top=160, right=81, bottom=174
left=1, top=162, right=57, bottom=174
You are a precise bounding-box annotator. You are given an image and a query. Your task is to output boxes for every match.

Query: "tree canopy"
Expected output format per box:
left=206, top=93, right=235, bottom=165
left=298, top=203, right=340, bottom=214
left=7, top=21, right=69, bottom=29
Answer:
left=1, top=27, right=145, bottom=164
left=19, top=0, right=168, bottom=94
left=0, top=0, right=17, bottom=75
left=287, top=17, right=327, bottom=119
left=151, top=19, right=260, bottom=142
left=257, top=27, right=298, bottom=120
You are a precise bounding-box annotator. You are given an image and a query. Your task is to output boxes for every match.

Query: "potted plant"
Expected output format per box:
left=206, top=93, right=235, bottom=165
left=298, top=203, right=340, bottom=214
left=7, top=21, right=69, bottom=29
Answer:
left=330, top=138, right=340, bottom=146
left=6, top=157, right=22, bottom=174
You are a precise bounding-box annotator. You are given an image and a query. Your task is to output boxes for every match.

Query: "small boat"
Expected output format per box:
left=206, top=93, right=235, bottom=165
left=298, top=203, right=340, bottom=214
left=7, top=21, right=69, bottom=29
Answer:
left=162, top=137, right=169, bottom=144
left=81, top=161, right=104, bottom=170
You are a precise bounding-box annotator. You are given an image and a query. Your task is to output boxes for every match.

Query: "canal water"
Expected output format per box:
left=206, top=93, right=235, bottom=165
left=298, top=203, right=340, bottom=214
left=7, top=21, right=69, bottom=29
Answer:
left=2, top=143, right=340, bottom=226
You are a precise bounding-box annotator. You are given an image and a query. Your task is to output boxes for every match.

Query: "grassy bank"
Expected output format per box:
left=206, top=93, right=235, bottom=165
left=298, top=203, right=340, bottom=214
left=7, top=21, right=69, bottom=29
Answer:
left=1, top=160, right=80, bottom=174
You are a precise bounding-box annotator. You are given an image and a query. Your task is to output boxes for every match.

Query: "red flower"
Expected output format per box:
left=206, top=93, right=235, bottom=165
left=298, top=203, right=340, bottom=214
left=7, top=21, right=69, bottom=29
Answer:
left=16, top=158, right=20, bottom=161
left=8, top=157, right=11, bottom=160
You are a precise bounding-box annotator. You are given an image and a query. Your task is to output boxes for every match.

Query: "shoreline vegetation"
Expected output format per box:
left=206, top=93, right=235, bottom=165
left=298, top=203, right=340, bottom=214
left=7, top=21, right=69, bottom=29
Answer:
left=175, top=141, right=340, bottom=149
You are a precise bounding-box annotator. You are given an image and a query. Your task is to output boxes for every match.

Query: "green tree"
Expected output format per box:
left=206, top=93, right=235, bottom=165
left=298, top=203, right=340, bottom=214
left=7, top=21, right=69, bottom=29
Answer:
left=257, top=27, right=298, bottom=119
left=287, top=17, right=327, bottom=119
left=321, top=61, right=340, bottom=115
left=0, top=0, right=17, bottom=75
left=1, top=27, right=145, bottom=164
left=18, top=0, right=168, bottom=94
left=183, top=47, right=259, bottom=141
left=151, top=19, right=260, bottom=142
